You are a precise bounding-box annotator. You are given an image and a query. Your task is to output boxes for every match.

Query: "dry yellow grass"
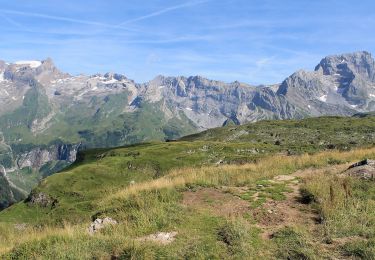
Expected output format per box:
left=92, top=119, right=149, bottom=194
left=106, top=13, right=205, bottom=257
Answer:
left=103, top=147, right=375, bottom=204
left=0, top=222, right=77, bottom=255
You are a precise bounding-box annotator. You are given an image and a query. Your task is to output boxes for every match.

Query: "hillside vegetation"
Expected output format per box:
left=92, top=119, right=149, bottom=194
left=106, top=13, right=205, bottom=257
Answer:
left=0, top=116, right=375, bottom=259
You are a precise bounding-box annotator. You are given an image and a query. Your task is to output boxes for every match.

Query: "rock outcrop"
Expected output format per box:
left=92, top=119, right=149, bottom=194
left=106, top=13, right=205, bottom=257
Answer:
left=344, top=159, right=375, bottom=181
left=26, top=191, right=57, bottom=208
left=16, top=144, right=79, bottom=169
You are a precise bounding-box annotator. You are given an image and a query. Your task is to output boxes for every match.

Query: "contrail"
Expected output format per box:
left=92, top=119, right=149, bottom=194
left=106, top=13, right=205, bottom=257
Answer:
left=117, top=0, right=209, bottom=26
left=0, top=9, right=138, bottom=31
left=0, top=14, right=24, bottom=29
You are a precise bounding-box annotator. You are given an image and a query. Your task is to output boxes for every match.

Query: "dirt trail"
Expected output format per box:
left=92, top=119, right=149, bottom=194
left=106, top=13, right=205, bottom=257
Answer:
left=181, top=164, right=356, bottom=258
left=254, top=165, right=348, bottom=239
left=181, top=169, right=322, bottom=240
left=253, top=174, right=316, bottom=239
left=182, top=165, right=348, bottom=240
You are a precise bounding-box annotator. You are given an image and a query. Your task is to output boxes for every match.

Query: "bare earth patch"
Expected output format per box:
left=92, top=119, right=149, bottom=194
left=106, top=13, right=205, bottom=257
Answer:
left=254, top=165, right=349, bottom=241
left=182, top=187, right=250, bottom=217
left=253, top=175, right=317, bottom=239
left=182, top=164, right=359, bottom=254
left=272, top=175, right=296, bottom=181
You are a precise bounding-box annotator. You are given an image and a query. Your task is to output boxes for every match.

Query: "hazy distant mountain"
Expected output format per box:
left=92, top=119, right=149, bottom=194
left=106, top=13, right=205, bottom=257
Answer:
left=0, top=51, right=375, bottom=208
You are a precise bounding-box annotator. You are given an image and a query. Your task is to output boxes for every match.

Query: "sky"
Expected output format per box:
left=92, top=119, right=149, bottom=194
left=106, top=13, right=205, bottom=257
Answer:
left=0, top=0, right=374, bottom=85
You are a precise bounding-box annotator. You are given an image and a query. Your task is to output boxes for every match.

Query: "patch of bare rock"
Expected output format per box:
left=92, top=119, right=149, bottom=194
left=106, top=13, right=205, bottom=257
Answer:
left=26, top=191, right=57, bottom=208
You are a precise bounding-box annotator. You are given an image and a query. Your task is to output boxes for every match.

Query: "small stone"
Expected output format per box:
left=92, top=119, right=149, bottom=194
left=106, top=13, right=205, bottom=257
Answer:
left=137, top=231, right=178, bottom=245
left=14, top=223, right=27, bottom=231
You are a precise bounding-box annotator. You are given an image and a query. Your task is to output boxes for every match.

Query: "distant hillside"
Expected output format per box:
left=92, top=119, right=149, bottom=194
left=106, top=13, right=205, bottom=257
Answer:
left=181, top=116, right=375, bottom=150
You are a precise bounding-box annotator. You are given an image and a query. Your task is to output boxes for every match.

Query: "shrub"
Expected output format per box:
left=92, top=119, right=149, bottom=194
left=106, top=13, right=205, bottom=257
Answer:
left=299, top=187, right=315, bottom=204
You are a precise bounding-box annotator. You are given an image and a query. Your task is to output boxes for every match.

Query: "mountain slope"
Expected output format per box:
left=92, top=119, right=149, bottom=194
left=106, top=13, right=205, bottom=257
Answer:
left=1, top=51, right=375, bottom=208
left=0, top=115, right=374, bottom=258
left=1, top=114, right=374, bottom=223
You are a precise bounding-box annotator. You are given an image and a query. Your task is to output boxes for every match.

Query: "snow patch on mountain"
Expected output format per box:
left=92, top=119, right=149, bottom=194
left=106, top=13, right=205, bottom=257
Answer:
left=14, top=60, right=42, bottom=68
left=104, top=79, right=118, bottom=84
left=318, top=95, right=327, bottom=102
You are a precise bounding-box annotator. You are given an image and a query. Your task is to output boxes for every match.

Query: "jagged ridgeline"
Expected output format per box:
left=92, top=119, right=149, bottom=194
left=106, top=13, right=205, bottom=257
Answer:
left=0, top=51, right=375, bottom=208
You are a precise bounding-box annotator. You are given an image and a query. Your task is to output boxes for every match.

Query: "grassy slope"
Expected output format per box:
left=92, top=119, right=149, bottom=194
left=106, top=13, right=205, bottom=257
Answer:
left=0, top=89, right=197, bottom=207
left=0, top=116, right=374, bottom=258
left=181, top=116, right=375, bottom=152
left=2, top=91, right=197, bottom=148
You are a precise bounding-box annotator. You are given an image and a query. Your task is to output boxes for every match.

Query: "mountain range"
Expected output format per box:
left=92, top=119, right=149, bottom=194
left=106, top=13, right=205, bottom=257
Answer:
left=0, top=50, right=375, bottom=208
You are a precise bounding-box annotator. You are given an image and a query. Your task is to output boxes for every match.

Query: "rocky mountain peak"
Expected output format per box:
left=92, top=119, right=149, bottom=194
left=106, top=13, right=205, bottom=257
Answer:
left=34, top=58, right=69, bottom=84
left=149, top=75, right=167, bottom=85
left=315, top=51, right=375, bottom=81
left=38, top=58, right=57, bottom=71
left=38, top=58, right=66, bottom=73
left=103, top=72, right=128, bottom=81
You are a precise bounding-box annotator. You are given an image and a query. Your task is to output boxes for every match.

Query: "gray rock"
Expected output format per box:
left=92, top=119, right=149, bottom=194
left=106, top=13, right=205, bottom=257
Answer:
left=26, top=191, right=57, bottom=208
left=349, top=159, right=375, bottom=169
left=137, top=231, right=178, bottom=245
left=14, top=223, right=27, bottom=231
left=345, top=159, right=375, bottom=181
left=88, top=217, right=118, bottom=235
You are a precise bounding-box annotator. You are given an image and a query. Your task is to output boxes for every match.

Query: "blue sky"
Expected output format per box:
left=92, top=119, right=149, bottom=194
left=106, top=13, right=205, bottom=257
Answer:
left=0, top=0, right=374, bottom=84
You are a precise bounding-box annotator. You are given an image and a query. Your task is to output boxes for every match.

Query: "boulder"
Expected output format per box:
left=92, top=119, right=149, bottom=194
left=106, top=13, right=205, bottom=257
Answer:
left=344, top=159, right=375, bottom=181
left=26, top=191, right=57, bottom=208
left=88, top=217, right=117, bottom=235
left=348, top=159, right=375, bottom=169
